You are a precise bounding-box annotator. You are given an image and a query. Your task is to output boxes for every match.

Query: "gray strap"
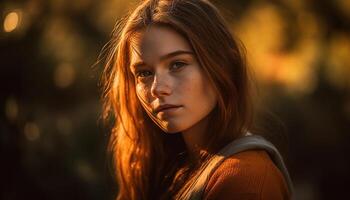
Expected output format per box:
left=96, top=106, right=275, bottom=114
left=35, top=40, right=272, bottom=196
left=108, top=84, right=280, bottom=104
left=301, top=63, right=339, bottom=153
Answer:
left=182, top=134, right=294, bottom=200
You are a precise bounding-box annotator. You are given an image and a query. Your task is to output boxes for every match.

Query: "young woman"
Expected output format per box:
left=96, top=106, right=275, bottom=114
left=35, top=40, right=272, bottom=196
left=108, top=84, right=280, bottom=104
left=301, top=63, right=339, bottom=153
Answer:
left=101, top=0, right=293, bottom=199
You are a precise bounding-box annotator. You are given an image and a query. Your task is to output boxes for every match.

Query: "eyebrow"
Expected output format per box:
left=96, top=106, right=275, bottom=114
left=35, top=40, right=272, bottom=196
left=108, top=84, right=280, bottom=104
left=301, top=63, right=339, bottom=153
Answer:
left=131, top=50, right=194, bottom=70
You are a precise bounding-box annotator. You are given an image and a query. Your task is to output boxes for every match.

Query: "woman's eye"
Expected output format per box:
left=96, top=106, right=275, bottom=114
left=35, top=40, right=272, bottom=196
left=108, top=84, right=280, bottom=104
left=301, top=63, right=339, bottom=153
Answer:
left=136, top=70, right=153, bottom=78
left=170, top=61, right=187, bottom=71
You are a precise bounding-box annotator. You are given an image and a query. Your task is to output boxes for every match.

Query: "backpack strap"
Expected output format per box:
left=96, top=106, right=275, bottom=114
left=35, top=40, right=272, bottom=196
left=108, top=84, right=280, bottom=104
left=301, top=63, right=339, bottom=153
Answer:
left=183, top=134, right=294, bottom=200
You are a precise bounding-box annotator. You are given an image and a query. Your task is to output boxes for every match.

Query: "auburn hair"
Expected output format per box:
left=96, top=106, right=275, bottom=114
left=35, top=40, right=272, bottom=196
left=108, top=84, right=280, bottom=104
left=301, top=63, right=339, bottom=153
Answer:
left=101, top=0, right=255, bottom=199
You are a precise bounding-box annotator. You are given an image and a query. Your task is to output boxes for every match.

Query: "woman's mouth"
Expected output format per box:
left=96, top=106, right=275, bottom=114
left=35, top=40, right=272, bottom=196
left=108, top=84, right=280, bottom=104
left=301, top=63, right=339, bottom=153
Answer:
left=154, top=104, right=182, bottom=114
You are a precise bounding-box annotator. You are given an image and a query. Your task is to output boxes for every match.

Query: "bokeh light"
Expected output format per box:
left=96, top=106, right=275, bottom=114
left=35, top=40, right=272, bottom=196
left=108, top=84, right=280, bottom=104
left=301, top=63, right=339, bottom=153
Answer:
left=326, top=32, right=350, bottom=90
left=75, top=160, right=97, bottom=183
left=5, top=97, right=18, bottom=122
left=24, top=122, right=41, bottom=141
left=56, top=116, right=73, bottom=135
left=54, top=63, right=76, bottom=88
left=335, top=0, right=350, bottom=19
left=3, top=11, right=21, bottom=32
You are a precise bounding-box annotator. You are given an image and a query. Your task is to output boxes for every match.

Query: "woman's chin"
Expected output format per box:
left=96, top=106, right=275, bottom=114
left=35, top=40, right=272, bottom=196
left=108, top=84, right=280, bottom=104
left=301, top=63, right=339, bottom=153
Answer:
left=159, top=122, right=187, bottom=134
left=161, top=126, right=183, bottom=134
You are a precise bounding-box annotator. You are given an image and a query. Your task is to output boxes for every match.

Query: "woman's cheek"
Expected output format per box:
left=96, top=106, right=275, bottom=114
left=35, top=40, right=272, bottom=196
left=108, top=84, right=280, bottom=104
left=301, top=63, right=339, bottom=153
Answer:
left=136, top=84, right=151, bottom=104
left=176, top=70, right=196, bottom=93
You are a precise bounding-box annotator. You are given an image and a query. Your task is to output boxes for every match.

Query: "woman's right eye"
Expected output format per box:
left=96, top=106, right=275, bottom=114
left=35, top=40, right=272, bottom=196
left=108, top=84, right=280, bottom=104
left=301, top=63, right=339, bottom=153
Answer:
left=136, top=70, right=153, bottom=79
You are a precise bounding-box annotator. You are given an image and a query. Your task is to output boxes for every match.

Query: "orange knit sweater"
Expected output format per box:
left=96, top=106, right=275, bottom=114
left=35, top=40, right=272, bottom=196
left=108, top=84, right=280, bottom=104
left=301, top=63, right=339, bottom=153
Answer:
left=203, top=150, right=291, bottom=200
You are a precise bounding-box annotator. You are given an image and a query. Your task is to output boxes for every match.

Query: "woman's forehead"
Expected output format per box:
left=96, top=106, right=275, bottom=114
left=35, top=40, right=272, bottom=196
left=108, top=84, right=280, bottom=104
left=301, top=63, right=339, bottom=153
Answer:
left=129, top=25, right=192, bottom=65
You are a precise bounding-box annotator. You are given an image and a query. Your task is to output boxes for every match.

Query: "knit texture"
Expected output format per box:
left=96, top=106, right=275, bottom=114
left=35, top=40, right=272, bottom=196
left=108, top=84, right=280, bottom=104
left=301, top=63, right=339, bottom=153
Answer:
left=203, top=150, right=291, bottom=200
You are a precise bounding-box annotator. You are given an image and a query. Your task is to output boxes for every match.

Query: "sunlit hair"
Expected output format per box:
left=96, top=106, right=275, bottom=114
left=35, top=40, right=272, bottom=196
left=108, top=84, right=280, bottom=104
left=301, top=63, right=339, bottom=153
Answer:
left=101, top=0, right=254, bottom=199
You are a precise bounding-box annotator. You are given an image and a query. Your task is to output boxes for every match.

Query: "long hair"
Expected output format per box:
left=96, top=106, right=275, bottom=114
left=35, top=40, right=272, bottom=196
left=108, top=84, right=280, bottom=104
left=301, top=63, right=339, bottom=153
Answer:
left=100, top=0, right=254, bottom=199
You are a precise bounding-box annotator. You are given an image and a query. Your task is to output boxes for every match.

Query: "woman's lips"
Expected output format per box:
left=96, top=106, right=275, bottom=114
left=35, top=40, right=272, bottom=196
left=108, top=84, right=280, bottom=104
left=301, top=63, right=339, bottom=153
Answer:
left=154, top=104, right=182, bottom=113
left=158, top=106, right=181, bottom=113
left=157, top=107, right=182, bottom=119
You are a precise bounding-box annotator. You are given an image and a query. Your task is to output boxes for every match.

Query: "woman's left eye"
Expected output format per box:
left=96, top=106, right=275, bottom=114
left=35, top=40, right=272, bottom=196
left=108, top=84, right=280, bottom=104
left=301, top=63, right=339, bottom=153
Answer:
left=170, top=61, right=187, bottom=71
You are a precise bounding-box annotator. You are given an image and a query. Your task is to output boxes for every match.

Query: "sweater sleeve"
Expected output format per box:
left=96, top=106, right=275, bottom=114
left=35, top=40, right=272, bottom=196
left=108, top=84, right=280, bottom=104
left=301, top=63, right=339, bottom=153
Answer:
left=203, top=150, right=291, bottom=200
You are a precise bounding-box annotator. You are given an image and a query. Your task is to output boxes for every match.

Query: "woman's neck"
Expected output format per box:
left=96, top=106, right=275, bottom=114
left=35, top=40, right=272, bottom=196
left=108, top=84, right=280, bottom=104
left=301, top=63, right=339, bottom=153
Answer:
left=181, top=115, right=210, bottom=163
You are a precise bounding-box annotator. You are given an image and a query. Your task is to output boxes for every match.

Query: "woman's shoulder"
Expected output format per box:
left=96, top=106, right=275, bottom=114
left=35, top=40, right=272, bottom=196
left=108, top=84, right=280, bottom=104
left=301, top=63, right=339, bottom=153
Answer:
left=203, top=150, right=291, bottom=200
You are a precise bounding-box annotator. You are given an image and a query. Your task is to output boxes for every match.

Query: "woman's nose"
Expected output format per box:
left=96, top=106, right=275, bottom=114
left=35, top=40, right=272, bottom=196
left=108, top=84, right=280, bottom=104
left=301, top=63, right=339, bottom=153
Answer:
left=150, top=73, right=172, bottom=98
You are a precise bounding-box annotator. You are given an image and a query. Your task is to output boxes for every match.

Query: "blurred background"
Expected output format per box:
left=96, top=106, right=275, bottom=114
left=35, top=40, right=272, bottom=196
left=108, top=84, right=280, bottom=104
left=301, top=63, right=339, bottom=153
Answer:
left=1, top=0, right=349, bottom=199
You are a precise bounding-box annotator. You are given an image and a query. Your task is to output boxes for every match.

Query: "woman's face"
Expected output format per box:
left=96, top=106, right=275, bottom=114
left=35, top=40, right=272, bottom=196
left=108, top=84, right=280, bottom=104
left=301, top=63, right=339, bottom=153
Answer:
left=129, top=25, right=217, bottom=133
